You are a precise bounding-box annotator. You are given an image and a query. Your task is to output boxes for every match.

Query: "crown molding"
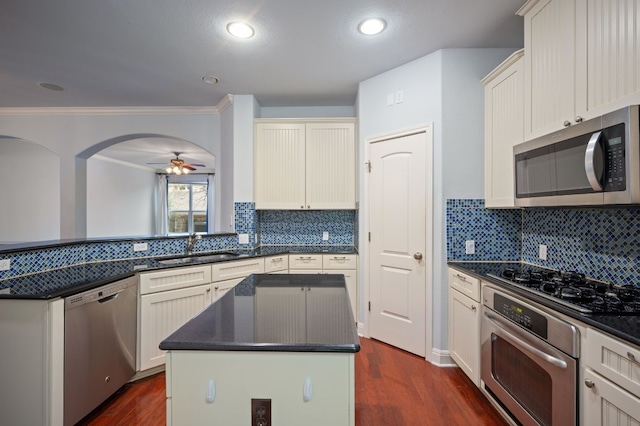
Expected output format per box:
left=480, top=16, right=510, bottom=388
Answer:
left=216, top=94, right=234, bottom=113
left=0, top=105, right=221, bottom=116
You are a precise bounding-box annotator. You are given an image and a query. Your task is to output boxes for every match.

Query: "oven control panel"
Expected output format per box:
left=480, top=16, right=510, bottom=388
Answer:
left=495, top=294, right=548, bottom=339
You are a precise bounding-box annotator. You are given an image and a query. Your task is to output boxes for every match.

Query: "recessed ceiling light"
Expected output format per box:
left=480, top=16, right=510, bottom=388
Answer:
left=227, top=22, right=255, bottom=39
left=202, top=75, right=220, bottom=84
left=38, top=82, right=65, bottom=91
left=358, top=18, right=386, bottom=35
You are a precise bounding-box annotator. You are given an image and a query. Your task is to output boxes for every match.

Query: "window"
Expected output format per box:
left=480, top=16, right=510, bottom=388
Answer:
left=167, top=182, right=208, bottom=233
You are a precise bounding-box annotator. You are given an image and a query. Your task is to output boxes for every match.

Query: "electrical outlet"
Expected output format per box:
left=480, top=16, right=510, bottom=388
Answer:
left=0, top=259, right=10, bottom=271
left=465, top=240, right=475, bottom=255
left=251, top=399, right=271, bottom=426
left=133, top=243, right=148, bottom=252
left=539, top=244, right=548, bottom=260
left=238, top=234, right=249, bottom=244
left=322, top=231, right=329, bottom=241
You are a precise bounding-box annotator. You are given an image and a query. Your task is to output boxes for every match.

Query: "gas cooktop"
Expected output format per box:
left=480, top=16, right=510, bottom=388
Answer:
left=488, top=266, right=640, bottom=315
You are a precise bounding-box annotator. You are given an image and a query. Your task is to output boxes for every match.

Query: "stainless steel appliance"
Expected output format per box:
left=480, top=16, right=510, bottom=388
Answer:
left=514, top=105, right=640, bottom=207
left=481, top=284, right=580, bottom=426
left=64, top=276, right=137, bottom=426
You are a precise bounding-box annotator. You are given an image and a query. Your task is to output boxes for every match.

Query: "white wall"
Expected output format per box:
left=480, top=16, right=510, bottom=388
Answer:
left=261, top=105, right=356, bottom=118
left=220, top=102, right=235, bottom=231
left=233, top=95, right=260, bottom=202
left=357, top=48, right=515, bottom=362
left=0, top=139, right=60, bottom=243
left=86, top=156, right=156, bottom=237
left=0, top=108, right=221, bottom=240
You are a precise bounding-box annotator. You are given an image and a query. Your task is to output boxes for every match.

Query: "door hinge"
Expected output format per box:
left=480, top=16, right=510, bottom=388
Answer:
left=365, top=161, right=371, bottom=173
left=368, top=232, right=371, bottom=242
left=368, top=301, right=371, bottom=311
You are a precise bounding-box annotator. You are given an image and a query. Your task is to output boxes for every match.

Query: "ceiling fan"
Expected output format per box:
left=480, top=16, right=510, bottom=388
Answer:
left=149, top=152, right=205, bottom=175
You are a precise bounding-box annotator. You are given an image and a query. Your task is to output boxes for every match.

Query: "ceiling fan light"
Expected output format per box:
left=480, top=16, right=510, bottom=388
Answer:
left=173, top=166, right=180, bottom=174
left=182, top=168, right=189, bottom=174
left=165, top=166, right=173, bottom=173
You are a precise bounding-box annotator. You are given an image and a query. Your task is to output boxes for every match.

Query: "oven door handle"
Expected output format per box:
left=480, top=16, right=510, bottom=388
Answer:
left=484, top=311, right=568, bottom=370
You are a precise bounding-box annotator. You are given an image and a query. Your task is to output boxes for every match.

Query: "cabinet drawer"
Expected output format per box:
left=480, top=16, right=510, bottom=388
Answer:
left=448, top=268, right=480, bottom=302
left=586, top=327, right=640, bottom=398
left=323, top=254, right=357, bottom=270
left=211, top=258, right=265, bottom=282
left=139, top=265, right=212, bottom=295
left=289, top=254, right=322, bottom=270
left=264, top=255, right=289, bottom=273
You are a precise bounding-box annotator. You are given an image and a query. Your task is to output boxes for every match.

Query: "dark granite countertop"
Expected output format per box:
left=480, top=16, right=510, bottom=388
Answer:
left=0, top=245, right=358, bottom=299
left=448, top=261, right=640, bottom=348
left=159, top=274, right=361, bottom=353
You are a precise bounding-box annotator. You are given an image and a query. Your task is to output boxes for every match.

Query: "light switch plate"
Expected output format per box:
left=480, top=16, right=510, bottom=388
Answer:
left=0, top=259, right=10, bottom=271
left=539, top=244, right=548, bottom=260
left=465, top=240, right=475, bottom=255
left=239, top=234, right=249, bottom=244
left=133, top=243, right=148, bottom=252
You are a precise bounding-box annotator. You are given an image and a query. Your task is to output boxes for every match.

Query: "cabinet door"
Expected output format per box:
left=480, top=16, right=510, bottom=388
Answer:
left=322, top=254, right=357, bottom=270
left=254, top=122, right=306, bottom=209
left=521, top=0, right=576, bottom=139
left=448, top=288, right=480, bottom=386
left=289, top=254, right=323, bottom=270
left=575, top=0, right=640, bottom=118
left=305, top=122, right=356, bottom=209
left=139, top=284, right=212, bottom=371
left=211, top=257, right=265, bottom=282
left=484, top=50, right=524, bottom=208
left=139, top=265, right=212, bottom=295
left=211, top=277, right=244, bottom=303
left=264, top=255, right=289, bottom=273
left=583, top=368, right=640, bottom=426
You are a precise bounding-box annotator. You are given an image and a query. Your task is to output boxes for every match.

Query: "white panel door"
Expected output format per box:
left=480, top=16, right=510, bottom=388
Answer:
left=305, top=122, right=356, bottom=209
left=368, top=130, right=429, bottom=357
left=254, top=123, right=306, bottom=209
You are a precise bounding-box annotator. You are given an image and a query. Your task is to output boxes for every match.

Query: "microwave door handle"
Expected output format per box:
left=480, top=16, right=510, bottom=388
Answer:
left=585, top=131, right=604, bottom=191
left=484, top=311, right=568, bottom=370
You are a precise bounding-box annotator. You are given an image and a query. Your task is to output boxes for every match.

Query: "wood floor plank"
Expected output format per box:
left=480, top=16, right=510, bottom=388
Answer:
left=81, top=337, right=508, bottom=425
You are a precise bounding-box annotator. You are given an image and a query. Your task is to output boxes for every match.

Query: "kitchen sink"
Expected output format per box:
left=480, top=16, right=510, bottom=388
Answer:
left=157, top=252, right=239, bottom=265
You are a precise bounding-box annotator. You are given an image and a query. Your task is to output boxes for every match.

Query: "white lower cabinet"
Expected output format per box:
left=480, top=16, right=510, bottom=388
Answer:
left=448, top=267, right=481, bottom=386
left=583, top=327, right=640, bottom=426
left=165, top=350, right=355, bottom=426
left=139, top=284, right=213, bottom=371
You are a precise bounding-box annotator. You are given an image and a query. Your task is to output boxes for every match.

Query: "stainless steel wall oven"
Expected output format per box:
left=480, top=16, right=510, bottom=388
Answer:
left=481, top=285, right=580, bottom=426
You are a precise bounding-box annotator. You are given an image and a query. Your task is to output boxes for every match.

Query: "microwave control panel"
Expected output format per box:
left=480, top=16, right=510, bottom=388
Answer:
left=604, top=123, right=626, bottom=192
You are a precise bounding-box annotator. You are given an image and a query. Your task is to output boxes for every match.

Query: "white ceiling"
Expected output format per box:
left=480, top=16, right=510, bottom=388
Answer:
left=2, top=0, right=524, bottom=170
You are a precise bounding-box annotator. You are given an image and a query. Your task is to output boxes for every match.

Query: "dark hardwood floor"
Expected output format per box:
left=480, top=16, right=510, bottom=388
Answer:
left=81, top=338, right=507, bottom=425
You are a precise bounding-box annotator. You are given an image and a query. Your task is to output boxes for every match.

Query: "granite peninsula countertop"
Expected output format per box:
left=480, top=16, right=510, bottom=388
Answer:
left=159, top=274, right=361, bottom=353
left=0, top=245, right=358, bottom=299
left=448, top=261, right=640, bottom=348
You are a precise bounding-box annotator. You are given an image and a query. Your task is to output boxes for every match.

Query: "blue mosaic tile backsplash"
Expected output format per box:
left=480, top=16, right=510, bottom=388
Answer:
left=446, top=199, right=521, bottom=261
left=522, top=208, right=640, bottom=286
left=447, top=199, right=640, bottom=287
left=259, top=210, right=355, bottom=246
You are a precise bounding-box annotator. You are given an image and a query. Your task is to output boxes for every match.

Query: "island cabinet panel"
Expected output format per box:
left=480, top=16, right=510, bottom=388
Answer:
left=138, top=284, right=212, bottom=371
left=166, top=351, right=355, bottom=426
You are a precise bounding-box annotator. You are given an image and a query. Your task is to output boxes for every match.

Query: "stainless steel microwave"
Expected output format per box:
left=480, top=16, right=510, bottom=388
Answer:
left=514, top=105, right=640, bottom=207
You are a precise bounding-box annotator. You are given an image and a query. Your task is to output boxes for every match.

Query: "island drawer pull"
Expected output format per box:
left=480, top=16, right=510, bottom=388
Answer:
left=303, top=377, right=313, bottom=402
left=455, top=273, right=467, bottom=281
left=206, top=379, right=216, bottom=403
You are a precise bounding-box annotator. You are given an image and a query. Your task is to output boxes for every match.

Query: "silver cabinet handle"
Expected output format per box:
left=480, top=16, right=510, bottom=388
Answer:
left=584, top=379, right=595, bottom=388
left=575, top=116, right=584, bottom=123
left=455, top=273, right=467, bottom=281
left=585, top=131, right=604, bottom=191
left=414, top=252, right=423, bottom=260
left=563, top=120, right=571, bottom=127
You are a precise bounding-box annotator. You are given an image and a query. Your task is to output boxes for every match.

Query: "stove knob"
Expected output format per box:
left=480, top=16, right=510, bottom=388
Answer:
left=584, top=379, right=595, bottom=389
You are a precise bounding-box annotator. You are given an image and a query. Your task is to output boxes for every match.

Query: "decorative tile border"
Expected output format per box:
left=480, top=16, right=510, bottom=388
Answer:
left=446, top=199, right=522, bottom=261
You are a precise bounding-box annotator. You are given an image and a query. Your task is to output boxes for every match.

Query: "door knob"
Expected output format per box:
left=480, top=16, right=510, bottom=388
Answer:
left=413, top=252, right=423, bottom=260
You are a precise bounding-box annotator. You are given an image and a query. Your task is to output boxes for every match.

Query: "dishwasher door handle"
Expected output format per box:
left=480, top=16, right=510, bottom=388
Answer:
left=98, top=293, right=120, bottom=304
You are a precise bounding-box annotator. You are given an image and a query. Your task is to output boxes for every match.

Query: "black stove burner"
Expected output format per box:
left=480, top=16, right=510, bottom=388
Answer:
left=494, top=266, right=640, bottom=315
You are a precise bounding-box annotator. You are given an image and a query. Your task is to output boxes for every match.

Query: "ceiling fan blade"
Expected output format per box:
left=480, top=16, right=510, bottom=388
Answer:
left=147, top=162, right=170, bottom=165
left=184, top=163, right=206, bottom=167
left=183, top=165, right=197, bottom=171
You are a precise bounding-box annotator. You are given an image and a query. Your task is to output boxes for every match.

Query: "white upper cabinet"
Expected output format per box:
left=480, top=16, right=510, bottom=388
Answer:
left=575, top=0, right=640, bottom=118
left=519, top=0, right=577, bottom=140
left=255, top=119, right=356, bottom=210
left=519, top=0, right=640, bottom=140
left=483, top=49, right=524, bottom=208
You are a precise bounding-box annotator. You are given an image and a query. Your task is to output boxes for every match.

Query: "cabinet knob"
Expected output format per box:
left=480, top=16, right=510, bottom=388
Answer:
left=307, top=205, right=310, bottom=208
left=628, top=352, right=638, bottom=363
left=471, top=305, right=477, bottom=312
left=214, top=286, right=219, bottom=290
left=584, top=379, right=595, bottom=389
left=301, top=205, right=304, bottom=209
left=563, top=120, right=571, bottom=127
left=575, top=116, right=583, bottom=123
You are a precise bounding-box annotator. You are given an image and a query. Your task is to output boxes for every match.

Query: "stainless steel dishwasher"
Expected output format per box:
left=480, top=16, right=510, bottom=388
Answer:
left=64, top=275, right=138, bottom=426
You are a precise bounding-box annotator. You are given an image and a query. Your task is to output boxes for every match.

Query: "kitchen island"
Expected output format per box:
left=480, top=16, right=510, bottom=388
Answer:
left=160, top=273, right=360, bottom=426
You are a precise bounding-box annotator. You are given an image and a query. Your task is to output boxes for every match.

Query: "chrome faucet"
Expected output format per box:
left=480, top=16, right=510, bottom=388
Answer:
left=186, top=233, right=201, bottom=255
